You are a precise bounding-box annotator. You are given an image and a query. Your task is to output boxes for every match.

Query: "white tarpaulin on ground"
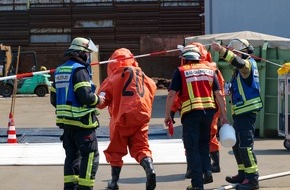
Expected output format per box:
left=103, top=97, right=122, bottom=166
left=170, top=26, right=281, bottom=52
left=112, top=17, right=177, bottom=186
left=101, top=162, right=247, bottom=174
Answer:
left=0, top=139, right=188, bottom=165
left=185, top=31, right=290, bottom=49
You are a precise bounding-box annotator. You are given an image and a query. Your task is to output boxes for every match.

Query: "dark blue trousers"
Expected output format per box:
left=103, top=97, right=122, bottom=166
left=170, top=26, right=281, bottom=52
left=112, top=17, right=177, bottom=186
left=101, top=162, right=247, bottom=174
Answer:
left=182, top=110, right=215, bottom=188
left=62, top=127, right=99, bottom=190
left=232, top=112, right=258, bottom=177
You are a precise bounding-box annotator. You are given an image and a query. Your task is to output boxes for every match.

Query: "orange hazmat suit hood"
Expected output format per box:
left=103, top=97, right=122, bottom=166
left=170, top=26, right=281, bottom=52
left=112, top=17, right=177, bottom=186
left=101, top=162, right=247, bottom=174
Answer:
left=187, top=42, right=212, bottom=62
left=107, top=48, right=139, bottom=76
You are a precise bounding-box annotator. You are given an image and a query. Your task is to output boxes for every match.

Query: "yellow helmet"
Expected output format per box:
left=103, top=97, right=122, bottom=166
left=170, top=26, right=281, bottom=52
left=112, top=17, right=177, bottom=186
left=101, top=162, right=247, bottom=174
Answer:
left=40, top=66, right=47, bottom=71
left=277, top=62, right=290, bottom=76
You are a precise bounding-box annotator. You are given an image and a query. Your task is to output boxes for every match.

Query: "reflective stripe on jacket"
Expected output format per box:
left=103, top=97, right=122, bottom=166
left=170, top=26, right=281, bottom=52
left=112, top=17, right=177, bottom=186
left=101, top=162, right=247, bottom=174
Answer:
left=178, top=63, right=216, bottom=117
left=55, top=60, right=98, bottom=128
left=231, top=58, right=263, bottom=115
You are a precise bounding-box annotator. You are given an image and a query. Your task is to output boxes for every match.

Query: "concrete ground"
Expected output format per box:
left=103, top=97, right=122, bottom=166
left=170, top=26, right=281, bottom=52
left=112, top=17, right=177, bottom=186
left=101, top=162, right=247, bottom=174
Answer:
left=0, top=90, right=290, bottom=190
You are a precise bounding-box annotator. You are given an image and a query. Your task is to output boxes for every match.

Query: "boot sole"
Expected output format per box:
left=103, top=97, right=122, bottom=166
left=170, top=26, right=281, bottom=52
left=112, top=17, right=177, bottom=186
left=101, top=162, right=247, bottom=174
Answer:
left=225, top=177, right=244, bottom=184
left=107, top=181, right=119, bottom=190
left=107, top=186, right=119, bottom=190
left=204, top=176, right=213, bottom=184
left=211, top=167, right=221, bottom=173
left=235, top=185, right=259, bottom=190
left=226, top=179, right=244, bottom=184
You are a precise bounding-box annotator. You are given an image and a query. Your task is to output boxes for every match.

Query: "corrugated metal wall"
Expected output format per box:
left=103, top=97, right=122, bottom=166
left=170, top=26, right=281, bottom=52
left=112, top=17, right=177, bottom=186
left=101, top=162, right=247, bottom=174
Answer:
left=0, top=0, right=204, bottom=79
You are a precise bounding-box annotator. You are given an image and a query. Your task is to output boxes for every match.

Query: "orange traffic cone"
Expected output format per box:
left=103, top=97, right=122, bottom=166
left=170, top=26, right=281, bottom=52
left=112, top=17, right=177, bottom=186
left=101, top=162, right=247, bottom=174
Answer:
left=7, top=113, right=17, bottom=143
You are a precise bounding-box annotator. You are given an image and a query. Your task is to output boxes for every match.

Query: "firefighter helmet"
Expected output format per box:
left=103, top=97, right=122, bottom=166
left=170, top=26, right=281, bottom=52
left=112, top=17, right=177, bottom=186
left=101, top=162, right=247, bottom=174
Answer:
left=227, top=39, right=250, bottom=51
left=181, top=45, right=201, bottom=60
left=40, top=66, right=47, bottom=71
left=68, top=37, right=92, bottom=52
left=227, top=39, right=254, bottom=54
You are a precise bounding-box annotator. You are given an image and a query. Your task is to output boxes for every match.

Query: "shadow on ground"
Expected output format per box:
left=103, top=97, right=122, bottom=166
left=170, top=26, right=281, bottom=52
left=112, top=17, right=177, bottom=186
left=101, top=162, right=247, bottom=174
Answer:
left=0, top=124, right=183, bottom=143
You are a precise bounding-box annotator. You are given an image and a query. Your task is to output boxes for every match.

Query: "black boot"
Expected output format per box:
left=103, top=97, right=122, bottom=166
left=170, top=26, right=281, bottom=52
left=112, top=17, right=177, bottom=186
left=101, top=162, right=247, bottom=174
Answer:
left=186, top=185, right=204, bottom=190
left=226, top=170, right=245, bottom=184
left=235, top=174, right=259, bottom=190
left=140, top=157, right=156, bottom=190
left=203, top=170, right=213, bottom=184
left=210, top=151, right=221, bottom=173
left=107, top=166, right=121, bottom=190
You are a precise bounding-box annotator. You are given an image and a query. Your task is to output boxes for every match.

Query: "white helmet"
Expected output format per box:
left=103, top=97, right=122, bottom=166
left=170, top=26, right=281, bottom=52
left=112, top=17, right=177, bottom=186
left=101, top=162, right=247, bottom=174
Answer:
left=181, top=45, right=201, bottom=60
left=68, top=37, right=98, bottom=52
left=227, top=39, right=249, bottom=51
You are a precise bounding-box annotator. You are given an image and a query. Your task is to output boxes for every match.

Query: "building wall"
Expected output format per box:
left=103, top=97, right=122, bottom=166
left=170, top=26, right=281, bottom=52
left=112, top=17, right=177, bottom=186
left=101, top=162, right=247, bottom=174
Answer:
left=205, top=0, right=290, bottom=38
left=0, top=0, right=205, bottom=81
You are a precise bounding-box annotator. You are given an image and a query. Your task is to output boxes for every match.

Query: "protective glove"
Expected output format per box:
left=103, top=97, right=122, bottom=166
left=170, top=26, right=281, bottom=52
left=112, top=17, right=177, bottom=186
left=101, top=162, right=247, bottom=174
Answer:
left=170, top=111, right=176, bottom=124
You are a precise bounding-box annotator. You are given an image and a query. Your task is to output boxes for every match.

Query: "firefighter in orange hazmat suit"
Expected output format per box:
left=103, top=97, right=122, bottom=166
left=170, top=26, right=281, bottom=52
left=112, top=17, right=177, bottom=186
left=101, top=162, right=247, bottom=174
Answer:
left=97, top=48, right=157, bottom=190
left=206, top=61, right=225, bottom=173
left=170, top=42, right=225, bottom=176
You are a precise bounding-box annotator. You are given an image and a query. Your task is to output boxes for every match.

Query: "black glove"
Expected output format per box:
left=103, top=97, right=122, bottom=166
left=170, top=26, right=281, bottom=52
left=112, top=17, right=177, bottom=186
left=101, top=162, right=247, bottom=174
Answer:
left=170, top=111, right=176, bottom=124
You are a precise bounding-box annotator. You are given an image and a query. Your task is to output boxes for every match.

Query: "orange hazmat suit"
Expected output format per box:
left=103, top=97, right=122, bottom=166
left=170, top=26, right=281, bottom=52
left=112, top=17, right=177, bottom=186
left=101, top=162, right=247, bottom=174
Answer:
left=97, top=48, right=157, bottom=167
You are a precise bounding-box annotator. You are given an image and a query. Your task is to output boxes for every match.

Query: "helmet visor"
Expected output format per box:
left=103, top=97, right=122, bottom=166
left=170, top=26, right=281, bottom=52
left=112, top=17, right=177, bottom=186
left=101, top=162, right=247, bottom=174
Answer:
left=88, top=39, right=98, bottom=52
left=227, top=39, right=248, bottom=51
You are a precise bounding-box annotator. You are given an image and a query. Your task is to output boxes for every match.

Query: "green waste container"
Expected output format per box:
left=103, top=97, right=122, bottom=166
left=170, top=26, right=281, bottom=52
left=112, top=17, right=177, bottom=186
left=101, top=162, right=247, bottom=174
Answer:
left=184, top=31, right=290, bottom=137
